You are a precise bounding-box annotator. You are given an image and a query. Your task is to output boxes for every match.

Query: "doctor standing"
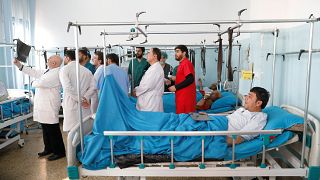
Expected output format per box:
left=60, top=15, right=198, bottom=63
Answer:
left=13, top=55, right=66, bottom=161
left=134, top=47, right=164, bottom=112
left=60, top=50, right=96, bottom=132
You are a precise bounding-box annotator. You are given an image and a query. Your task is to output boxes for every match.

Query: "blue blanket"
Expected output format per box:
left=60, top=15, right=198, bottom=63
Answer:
left=79, top=75, right=229, bottom=170
left=0, top=98, right=30, bottom=120
left=78, top=75, right=303, bottom=170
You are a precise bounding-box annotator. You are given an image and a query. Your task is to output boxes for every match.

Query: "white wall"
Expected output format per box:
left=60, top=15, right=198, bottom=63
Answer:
left=34, top=0, right=250, bottom=48
left=248, top=0, right=320, bottom=29
left=34, top=0, right=320, bottom=47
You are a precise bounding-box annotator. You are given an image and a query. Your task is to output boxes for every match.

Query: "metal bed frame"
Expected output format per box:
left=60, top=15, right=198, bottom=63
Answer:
left=67, top=105, right=320, bottom=179
left=0, top=96, right=33, bottom=149
left=65, top=12, right=320, bottom=179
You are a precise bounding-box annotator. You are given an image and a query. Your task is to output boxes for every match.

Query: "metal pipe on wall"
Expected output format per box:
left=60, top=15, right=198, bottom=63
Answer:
left=218, top=24, right=242, bottom=36
left=118, top=46, right=122, bottom=67
left=103, top=29, right=107, bottom=76
left=236, top=44, right=241, bottom=108
left=270, top=29, right=279, bottom=106
left=267, top=49, right=320, bottom=60
left=74, top=26, right=84, bottom=154
left=131, top=46, right=135, bottom=94
left=68, top=18, right=319, bottom=27
left=301, top=21, right=315, bottom=168
left=107, top=44, right=240, bottom=48
left=101, top=29, right=275, bottom=36
left=0, top=43, right=15, bottom=47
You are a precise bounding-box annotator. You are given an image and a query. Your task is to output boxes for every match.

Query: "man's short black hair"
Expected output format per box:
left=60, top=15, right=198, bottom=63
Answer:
left=136, top=47, right=145, bottom=53
left=106, top=53, right=119, bottom=66
left=79, top=47, right=89, bottom=56
left=64, top=50, right=75, bottom=61
left=151, top=47, right=161, bottom=61
left=94, top=51, right=104, bottom=65
left=250, top=87, right=270, bottom=109
left=175, top=45, right=189, bottom=58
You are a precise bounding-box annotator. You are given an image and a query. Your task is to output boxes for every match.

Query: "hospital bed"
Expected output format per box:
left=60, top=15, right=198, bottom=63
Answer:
left=67, top=104, right=320, bottom=180
left=0, top=89, right=33, bottom=149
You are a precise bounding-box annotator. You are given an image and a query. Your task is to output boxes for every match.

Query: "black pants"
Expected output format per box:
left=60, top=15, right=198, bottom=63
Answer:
left=41, top=123, right=65, bottom=156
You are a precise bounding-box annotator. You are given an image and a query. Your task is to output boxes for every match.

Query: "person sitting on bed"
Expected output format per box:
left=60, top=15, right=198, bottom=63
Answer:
left=196, top=79, right=221, bottom=110
left=226, top=87, right=270, bottom=145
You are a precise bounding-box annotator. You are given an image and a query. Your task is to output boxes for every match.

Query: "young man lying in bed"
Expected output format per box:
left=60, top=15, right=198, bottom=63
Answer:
left=225, top=87, right=270, bottom=145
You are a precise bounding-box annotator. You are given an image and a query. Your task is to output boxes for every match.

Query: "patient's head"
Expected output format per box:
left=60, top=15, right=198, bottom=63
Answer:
left=244, top=87, right=270, bottom=112
left=209, top=83, right=218, bottom=91
left=210, top=90, right=221, bottom=102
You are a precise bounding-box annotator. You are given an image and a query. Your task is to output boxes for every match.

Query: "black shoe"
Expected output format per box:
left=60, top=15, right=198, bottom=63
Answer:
left=38, top=151, right=52, bottom=157
left=47, top=154, right=66, bottom=161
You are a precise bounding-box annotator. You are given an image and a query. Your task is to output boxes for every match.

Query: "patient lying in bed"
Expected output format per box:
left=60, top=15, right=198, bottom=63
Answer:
left=196, top=90, right=221, bottom=110
left=194, top=86, right=270, bottom=145
left=226, top=87, right=270, bottom=145
left=196, top=79, right=221, bottom=110
left=79, top=75, right=272, bottom=169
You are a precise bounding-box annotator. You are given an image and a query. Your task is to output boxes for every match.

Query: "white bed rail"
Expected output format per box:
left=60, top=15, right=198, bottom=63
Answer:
left=67, top=104, right=319, bottom=179
left=103, top=130, right=282, bottom=170
left=281, top=105, right=320, bottom=166
left=67, top=114, right=94, bottom=166
left=103, top=130, right=282, bottom=136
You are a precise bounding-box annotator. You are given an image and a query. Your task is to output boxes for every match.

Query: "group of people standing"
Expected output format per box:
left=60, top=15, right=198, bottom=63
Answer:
left=12, top=44, right=198, bottom=161
left=13, top=43, right=271, bottom=161
left=130, top=45, right=197, bottom=114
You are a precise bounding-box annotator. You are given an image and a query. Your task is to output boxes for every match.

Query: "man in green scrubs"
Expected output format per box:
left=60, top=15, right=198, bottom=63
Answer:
left=128, top=47, right=150, bottom=89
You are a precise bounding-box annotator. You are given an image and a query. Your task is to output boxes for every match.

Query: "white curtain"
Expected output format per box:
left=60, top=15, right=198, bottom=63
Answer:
left=0, top=0, right=34, bottom=89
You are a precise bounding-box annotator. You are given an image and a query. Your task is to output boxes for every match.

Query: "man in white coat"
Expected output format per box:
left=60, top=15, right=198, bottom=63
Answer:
left=134, top=48, right=164, bottom=112
left=60, top=50, right=96, bottom=132
left=13, top=55, right=65, bottom=161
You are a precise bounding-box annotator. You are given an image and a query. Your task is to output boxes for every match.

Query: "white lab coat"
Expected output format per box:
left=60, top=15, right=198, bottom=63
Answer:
left=22, top=66, right=61, bottom=124
left=135, top=62, right=164, bottom=112
left=59, top=61, right=97, bottom=131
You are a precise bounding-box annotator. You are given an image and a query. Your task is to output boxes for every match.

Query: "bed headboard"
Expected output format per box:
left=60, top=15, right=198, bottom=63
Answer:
left=67, top=114, right=94, bottom=166
left=281, top=105, right=320, bottom=166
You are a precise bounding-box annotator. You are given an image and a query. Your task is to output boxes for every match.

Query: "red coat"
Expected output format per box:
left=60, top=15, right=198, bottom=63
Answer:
left=175, top=58, right=196, bottom=114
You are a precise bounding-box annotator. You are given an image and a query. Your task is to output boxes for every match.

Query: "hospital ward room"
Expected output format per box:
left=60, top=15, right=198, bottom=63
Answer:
left=1, top=0, right=320, bottom=180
